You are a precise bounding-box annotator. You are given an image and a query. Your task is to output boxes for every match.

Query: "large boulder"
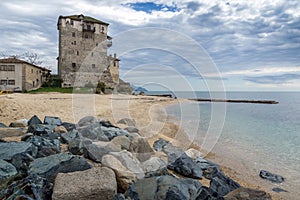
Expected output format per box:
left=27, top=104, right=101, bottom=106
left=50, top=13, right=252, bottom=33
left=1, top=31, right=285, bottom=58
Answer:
left=101, top=126, right=128, bottom=141
left=28, top=153, right=91, bottom=182
left=185, top=148, right=203, bottom=160
left=52, top=167, right=117, bottom=200
left=0, top=159, right=18, bottom=190
left=129, top=137, right=154, bottom=162
left=110, top=150, right=144, bottom=180
left=210, top=172, right=240, bottom=197
left=259, top=170, right=284, bottom=183
left=102, top=154, right=137, bottom=192
left=44, top=116, right=62, bottom=126
left=61, top=122, right=77, bottom=132
left=126, top=175, right=202, bottom=200
left=196, top=186, right=224, bottom=200
left=168, top=153, right=203, bottom=179
left=224, top=187, right=272, bottom=200
left=117, top=118, right=136, bottom=127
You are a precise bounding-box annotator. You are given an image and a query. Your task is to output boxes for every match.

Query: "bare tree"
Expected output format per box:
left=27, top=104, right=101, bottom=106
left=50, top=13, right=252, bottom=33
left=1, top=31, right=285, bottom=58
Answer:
left=0, top=51, right=43, bottom=65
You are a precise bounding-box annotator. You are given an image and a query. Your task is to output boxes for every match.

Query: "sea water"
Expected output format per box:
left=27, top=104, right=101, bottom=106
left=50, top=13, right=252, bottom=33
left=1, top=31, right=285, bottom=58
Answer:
left=164, top=91, right=300, bottom=197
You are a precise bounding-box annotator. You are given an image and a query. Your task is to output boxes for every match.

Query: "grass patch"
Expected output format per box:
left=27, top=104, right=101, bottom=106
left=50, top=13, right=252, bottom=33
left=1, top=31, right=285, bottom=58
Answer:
left=28, top=87, right=101, bottom=94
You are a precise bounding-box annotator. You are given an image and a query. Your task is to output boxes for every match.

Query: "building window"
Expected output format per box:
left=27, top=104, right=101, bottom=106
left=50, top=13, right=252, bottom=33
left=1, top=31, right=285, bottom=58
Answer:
left=73, top=41, right=76, bottom=45
left=33, top=81, right=35, bottom=87
left=72, top=32, right=75, bottom=37
left=96, top=43, right=98, bottom=46
left=8, top=80, right=15, bottom=85
left=92, top=64, right=95, bottom=68
left=0, top=80, right=7, bottom=85
left=91, top=52, right=93, bottom=57
left=77, top=51, right=79, bottom=56
left=31, top=69, right=33, bottom=73
left=113, top=61, right=116, bottom=67
left=101, top=26, right=105, bottom=33
left=72, top=63, right=76, bottom=68
left=0, top=65, right=15, bottom=71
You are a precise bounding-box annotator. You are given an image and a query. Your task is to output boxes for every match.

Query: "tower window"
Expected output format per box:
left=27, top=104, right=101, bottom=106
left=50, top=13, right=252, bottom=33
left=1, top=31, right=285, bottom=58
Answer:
left=72, top=63, right=76, bottom=68
left=72, top=32, right=75, bottom=37
left=113, top=61, right=116, bottom=67
left=101, top=26, right=105, bottom=33
left=77, top=51, right=79, bottom=56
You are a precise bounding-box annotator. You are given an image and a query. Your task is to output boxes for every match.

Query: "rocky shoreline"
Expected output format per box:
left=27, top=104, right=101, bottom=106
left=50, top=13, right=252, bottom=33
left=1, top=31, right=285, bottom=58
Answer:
left=0, top=114, right=277, bottom=200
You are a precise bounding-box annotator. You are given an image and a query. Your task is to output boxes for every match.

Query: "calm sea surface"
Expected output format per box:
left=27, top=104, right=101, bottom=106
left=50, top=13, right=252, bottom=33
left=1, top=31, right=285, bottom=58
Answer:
left=159, top=91, right=300, bottom=197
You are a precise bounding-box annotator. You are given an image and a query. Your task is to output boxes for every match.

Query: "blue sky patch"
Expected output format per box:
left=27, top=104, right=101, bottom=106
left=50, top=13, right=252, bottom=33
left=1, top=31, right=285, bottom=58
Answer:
left=124, top=2, right=179, bottom=14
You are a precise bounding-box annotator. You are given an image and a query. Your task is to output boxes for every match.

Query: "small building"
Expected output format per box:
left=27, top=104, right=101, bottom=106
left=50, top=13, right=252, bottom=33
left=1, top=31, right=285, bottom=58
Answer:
left=0, top=58, right=51, bottom=91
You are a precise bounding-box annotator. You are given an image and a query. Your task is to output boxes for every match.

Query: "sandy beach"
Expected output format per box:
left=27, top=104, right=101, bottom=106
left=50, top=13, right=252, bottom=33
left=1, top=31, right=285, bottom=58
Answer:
left=0, top=93, right=285, bottom=199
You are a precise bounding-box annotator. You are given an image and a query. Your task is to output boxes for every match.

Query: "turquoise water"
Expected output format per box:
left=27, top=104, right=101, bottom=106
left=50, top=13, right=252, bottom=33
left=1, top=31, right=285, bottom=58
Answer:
left=164, top=92, right=300, bottom=196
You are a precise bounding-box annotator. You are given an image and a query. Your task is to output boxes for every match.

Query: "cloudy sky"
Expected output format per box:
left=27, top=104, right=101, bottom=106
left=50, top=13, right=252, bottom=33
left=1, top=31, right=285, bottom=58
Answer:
left=0, top=0, right=299, bottom=91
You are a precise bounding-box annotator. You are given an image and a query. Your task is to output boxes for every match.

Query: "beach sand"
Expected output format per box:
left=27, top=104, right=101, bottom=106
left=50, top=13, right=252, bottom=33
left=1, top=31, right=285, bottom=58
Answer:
left=0, top=93, right=284, bottom=199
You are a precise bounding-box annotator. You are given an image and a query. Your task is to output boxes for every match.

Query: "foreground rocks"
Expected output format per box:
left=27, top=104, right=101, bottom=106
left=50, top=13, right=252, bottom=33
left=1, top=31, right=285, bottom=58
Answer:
left=52, top=167, right=117, bottom=200
left=0, top=116, right=273, bottom=200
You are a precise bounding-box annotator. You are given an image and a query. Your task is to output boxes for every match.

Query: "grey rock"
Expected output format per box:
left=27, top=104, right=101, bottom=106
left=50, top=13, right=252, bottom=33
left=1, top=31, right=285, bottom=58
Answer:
left=27, top=124, right=56, bottom=135
left=52, top=167, right=117, bottom=200
left=129, top=137, right=154, bottom=162
left=196, top=186, right=223, bottom=200
left=100, top=120, right=119, bottom=128
left=142, top=157, right=167, bottom=175
left=78, top=116, right=98, bottom=127
left=44, top=116, right=62, bottom=126
left=0, top=122, right=7, bottom=128
left=102, top=154, right=137, bottom=193
left=21, top=133, right=34, bottom=141
left=61, top=122, right=77, bottom=132
left=110, top=150, right=144, bottom=180
left=27, top=115, right=42, bottom=126
left=28, top=174, right=53, bottom=200
left=26, top=136, right=60, bottom=158
left=153, top=138, right=184, bottom=163
left=29, top=152, right=91, bottom=182
left=101, top=126, right=128, bottom=141
left=61, top=129, right=79, bottom=144
left=272, top=187, right=288, bottom=193
left=9, top=120, right=27, bottom=128
left=168, top=153, right=203, bottom=179
left=126, top=175, right=202, bottom=200
left=112, top=193, right=126, bottom=200
left=124, top=126, right=139, bottom=133
left=224, top=187, right=272, bottom=200
left=210, top=172, right=240, bottom=197
left=78, top=123, right=109, bottom=141
left=259, top=170, right=284, bottom=183
left=117, top=118, right=136, bottom=127
left=83, top=143, right=110, bottom=163
left=111, top=135, right=131, bottom=150
left=0, top=142, right=36, bottom=161
left=195, top=157, right=220, bottom=179
left=68, top=137, right=92, bottom=155
left=0, top=159, right=18, bottom=190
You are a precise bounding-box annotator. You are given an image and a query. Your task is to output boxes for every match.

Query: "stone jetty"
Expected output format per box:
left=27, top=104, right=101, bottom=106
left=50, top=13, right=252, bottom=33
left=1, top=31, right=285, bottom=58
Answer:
left=0, top=115, right=273, bottom=200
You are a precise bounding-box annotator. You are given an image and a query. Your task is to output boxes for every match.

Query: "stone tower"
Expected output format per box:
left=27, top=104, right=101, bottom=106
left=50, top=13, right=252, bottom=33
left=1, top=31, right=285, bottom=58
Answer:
left=57, top=14, right=113, bottom=87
